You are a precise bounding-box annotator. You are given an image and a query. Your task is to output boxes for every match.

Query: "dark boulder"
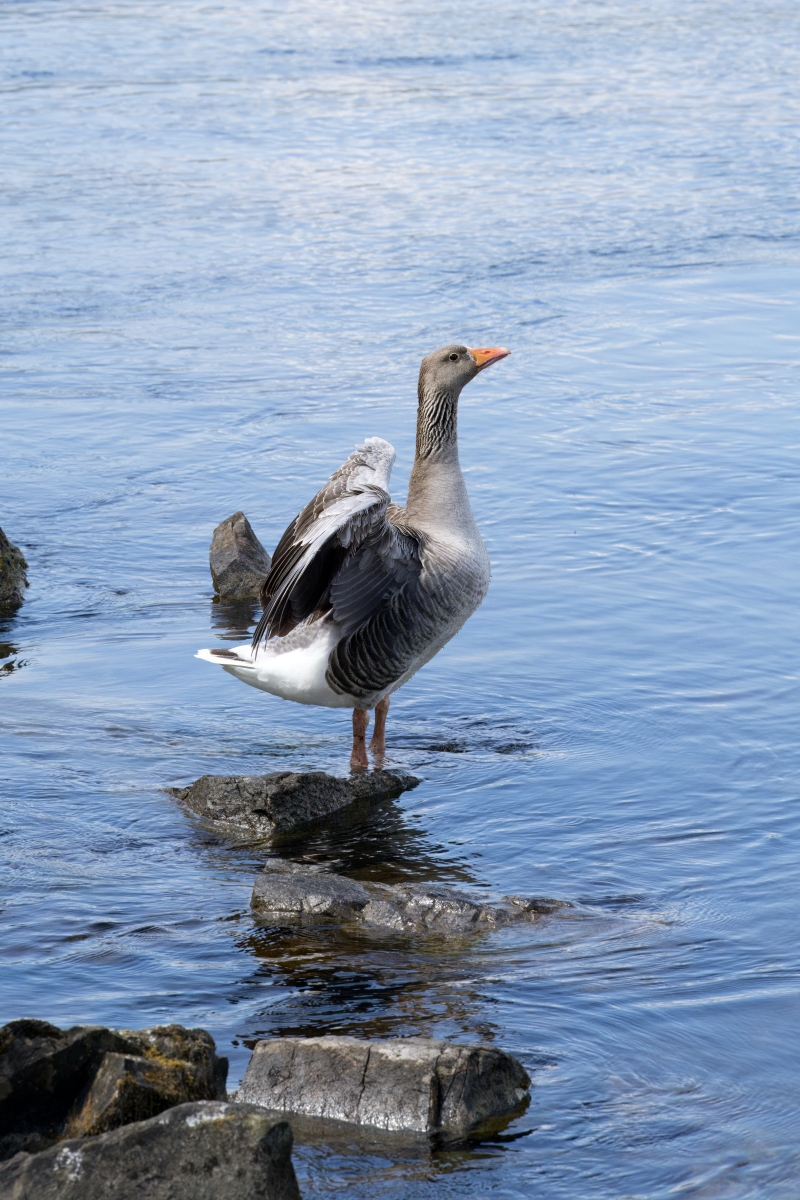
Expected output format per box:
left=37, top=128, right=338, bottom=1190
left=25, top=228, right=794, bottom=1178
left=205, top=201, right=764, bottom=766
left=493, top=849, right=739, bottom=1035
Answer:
left=250, top=859, right=568, bottom=935
left=0, top=527, right=28, bottom=613
left=0, top=1020, right=227, bottom=1161
left=0, top=1101, right=300, bottom=1200
left=168, top=769, right=420, bottom=836
left=238, top=1035, right=530, bottom=1136
left=66, top=1026, right=228, bottom=1138
left=210, top=511, right=271, bottom=602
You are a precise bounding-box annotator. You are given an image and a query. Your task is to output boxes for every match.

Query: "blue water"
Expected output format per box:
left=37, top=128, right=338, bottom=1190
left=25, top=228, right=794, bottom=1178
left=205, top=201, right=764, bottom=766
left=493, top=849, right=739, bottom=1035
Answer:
left=2, top=1, right=800, bottom=1195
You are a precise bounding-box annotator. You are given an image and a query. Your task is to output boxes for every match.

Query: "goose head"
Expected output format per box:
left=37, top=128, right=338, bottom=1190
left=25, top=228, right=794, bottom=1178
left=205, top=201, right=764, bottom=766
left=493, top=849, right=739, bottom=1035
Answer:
left=419, top=343, right=510, bottom=398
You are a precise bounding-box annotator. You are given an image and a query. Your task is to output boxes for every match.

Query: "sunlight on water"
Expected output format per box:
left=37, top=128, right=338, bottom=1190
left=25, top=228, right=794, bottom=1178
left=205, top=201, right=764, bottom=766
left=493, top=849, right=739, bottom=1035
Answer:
left=2, top=1, right=799, bottom=1195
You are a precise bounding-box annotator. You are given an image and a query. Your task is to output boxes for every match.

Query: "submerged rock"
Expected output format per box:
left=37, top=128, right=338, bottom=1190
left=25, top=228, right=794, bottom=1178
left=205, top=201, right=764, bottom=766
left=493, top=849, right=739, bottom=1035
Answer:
left=168, top=769, right=420, bottom=836
left=0, top=1020, right=227, bottom=1161
left=210, top=511, right=271, bottom=602
left=250, top=858, right=568, bottom=935
left=0, top=1101, right=300, bottom=1200
left=238, top=1035, right=530, bottom=1136
left=0, top=527, right=28, bottom=613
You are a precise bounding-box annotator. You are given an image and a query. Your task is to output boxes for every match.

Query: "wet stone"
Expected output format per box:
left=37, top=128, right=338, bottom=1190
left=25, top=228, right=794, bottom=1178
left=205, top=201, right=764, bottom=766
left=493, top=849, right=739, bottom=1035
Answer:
left=250, top=859, right=568, bottom=936
left=0, top=526, right=28, bottom=613
left=210, top=510, right=271, bottom=602
left=237, top=1035, right=530, bottom=1136
left=252, top=861, right=371, bottom=920
left=0, top=1101, right=300, bottom=1200
left=0, top=1020, right=227, bottom=1161
left=168, top=769, right=420, bottom=836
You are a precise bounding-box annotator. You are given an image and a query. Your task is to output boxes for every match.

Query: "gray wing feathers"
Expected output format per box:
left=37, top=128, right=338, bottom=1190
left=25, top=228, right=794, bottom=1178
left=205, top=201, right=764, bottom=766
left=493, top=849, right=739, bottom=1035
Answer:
left=326, top=578, right=440, bottom=700
left=253, top=437, right=422, bottom=650
left=329, top=523, right=420, bottom=635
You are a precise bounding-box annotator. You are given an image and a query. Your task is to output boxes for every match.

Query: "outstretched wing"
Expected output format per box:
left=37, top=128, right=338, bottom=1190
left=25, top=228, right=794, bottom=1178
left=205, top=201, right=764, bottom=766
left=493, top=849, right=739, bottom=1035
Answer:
left=252, top=437, right=420, bottom=649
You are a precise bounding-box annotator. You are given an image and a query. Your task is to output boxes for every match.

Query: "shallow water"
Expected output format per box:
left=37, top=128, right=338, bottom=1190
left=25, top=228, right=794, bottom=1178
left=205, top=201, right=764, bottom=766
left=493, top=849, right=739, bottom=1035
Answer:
left=2, top=1, right=800, bottom=1195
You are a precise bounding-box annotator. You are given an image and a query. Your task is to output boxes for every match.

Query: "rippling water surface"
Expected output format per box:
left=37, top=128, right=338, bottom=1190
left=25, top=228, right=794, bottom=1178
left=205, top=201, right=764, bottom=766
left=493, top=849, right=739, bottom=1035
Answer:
left=2, top=2, right=800, bottom=1195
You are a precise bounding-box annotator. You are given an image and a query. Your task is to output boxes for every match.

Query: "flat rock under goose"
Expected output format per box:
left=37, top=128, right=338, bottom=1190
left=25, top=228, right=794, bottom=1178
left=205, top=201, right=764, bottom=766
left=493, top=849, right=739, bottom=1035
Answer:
left=168, top=769, right=419, bottom=836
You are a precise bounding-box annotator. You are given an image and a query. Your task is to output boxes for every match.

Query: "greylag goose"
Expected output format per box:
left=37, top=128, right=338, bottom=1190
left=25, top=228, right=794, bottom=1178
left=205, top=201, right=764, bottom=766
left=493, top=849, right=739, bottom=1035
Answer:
left=198, top=344, right=509, bottom=767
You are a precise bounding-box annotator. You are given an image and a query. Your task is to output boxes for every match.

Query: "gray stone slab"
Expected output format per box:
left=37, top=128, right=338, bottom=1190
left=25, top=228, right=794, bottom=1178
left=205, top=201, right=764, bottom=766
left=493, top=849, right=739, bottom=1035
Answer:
left=250, top=859, right=568, bottom=936
left=168, top=769, right=420, bottom=836
left=238, top=1036, right=530, bottom=1135
left=0, top=1101, right=300, bottom=1200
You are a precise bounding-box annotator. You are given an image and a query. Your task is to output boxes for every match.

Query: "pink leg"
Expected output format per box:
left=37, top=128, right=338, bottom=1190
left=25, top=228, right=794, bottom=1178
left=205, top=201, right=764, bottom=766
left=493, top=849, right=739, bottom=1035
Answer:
left=351, top=708, right=369, bottom=770
left=369, top=695, right=390, bottom=758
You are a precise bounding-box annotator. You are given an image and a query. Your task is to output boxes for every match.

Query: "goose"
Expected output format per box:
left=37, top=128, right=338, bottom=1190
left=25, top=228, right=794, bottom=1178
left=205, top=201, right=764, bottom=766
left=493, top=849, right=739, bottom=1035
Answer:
left=198, top=343, right=509, bottom=768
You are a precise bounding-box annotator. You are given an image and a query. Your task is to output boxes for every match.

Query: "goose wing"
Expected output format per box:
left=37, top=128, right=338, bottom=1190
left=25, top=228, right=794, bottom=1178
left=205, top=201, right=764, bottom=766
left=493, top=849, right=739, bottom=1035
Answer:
left=252, top=438, right=421, bottom=649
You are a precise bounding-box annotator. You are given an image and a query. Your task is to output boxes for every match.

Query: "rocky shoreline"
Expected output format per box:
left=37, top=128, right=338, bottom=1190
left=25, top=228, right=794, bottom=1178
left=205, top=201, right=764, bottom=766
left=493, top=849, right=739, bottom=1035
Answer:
left=0, top=1017, right=531, bottom=1197
left=2, top=763, right=569, bottom=1196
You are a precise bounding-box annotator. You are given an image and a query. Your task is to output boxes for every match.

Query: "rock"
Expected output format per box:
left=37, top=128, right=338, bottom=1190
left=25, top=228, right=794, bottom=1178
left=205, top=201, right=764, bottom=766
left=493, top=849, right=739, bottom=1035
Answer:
left=168, top=769, right=420, bottom=836
left=252, top=861, right=370, bottom=921
left=0, top=1020, right=227, bottom=1161
left=210, top=511, right=271, bottom=602
left=0, top=527, right=28, bottom=613
left=66, top=1026, right=228, bottom=1138
left=250, top=859, right=568, bottom=936
left=0, top=1101, right=300, bottom=1200
left=238, top=1035, right=530, bottom=1136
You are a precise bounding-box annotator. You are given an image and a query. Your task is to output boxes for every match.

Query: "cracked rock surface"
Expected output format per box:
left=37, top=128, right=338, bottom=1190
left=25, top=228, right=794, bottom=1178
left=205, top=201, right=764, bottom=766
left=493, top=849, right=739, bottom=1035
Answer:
left=209, top=510, right=272, bottom=602
left=251, top=858, right=567, bottom=935
left=0, top=1101, right=300, bottom=1200
left=238, top=1035, right=530, bottom=1135
left=168, top=770, right=420, bottom=835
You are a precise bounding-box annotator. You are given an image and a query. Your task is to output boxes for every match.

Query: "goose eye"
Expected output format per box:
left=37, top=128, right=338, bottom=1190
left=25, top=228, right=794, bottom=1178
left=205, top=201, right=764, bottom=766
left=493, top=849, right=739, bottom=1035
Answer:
left=448, top=352, right=459, bottom=361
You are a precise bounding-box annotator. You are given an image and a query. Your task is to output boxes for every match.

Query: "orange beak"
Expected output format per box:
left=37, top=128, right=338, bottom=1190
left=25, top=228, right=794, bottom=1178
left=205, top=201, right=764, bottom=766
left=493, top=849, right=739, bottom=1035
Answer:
left=468, top=346, right=510, bottom=372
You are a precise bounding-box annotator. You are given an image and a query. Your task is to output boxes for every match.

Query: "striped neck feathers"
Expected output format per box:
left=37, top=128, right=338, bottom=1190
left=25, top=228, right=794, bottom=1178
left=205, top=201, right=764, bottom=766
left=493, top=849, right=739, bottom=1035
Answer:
left=415, top=379, right=461, bottom=459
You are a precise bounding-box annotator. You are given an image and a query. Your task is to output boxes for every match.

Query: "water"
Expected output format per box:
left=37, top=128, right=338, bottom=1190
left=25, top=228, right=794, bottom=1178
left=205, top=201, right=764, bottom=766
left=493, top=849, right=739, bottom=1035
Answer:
left=2, top=1, right=799, bottom=1194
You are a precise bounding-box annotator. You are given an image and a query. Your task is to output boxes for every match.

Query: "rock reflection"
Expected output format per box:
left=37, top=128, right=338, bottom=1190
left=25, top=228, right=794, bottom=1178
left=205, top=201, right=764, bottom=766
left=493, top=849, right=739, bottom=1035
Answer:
left=0, top=619, right=26, bottom=677
left=272, top=795, right=478, bottom=887
left=223, top=798, right=500, bottom=1051
left=247, top=1107, right=524, bottom=1191
left=237, top=919, right=501, bottom=1045
left=209, top=598, right=259, bottom=642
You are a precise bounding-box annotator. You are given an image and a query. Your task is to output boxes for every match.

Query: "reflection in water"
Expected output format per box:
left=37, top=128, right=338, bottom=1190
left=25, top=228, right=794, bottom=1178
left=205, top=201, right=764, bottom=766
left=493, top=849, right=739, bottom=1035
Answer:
left=256, top=1106, right=530, bottom=1197
left=272, top=795, right=478, bottom=887
left=0, top=643, right=24, bottom=678
left=237, top=919, right=502, bottom=1045
left=0, top=615, right=26, bottom=677
left=203, top=794, right=503, bottom=1056
left=209, top=598, right=260, bottom=642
